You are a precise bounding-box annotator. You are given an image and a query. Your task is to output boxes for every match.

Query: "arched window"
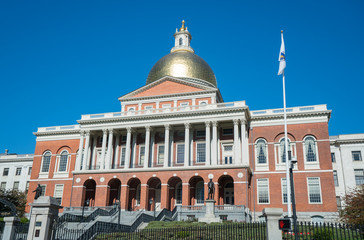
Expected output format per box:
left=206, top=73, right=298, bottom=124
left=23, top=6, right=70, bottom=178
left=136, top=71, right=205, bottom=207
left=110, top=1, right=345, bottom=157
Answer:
left=41, top=151, right=51, bottom=173
left=311, top=215, right=324, bottom=224
left=304, top=136, right=317, bottom=162
left=280, top=138, right=291, bottom=163
left=179, top=38, right=183, bottom=46
left=59, top=151, right=68, bottom=172
left=175, top=182, right=182, bottom=204
left=256, top=139, right=267, bottom=164
left=195, top=181, right=204, bottom=204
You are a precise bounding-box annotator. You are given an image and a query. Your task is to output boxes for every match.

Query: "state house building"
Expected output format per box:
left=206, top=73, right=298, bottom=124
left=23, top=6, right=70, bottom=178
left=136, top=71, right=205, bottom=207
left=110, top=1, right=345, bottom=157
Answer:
left=27, top=22, right=338, bottom=221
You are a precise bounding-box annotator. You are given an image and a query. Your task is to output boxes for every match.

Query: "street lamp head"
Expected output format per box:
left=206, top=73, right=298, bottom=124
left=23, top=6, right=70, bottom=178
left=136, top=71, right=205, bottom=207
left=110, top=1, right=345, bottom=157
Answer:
left=290, top=157, right=297, bottom=164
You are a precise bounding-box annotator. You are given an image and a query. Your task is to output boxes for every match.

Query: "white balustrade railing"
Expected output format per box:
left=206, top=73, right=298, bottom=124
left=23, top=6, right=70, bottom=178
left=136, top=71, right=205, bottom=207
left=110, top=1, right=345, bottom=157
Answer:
left=251, top=104, right=327, bottom=116
left=38, top=124, right=80, bottom=133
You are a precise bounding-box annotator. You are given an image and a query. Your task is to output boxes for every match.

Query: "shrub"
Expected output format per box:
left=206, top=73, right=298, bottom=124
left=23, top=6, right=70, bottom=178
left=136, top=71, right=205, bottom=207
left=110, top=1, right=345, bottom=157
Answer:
left=312, top=228, right=333, bottom=240
left=177, top=231, right=190, bottom=238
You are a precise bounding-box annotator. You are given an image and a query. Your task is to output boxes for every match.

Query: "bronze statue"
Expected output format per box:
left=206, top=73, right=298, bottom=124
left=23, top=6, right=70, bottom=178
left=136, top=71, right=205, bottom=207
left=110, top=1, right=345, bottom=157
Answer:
left=207, top=179, right=215, bottom=200
left=33, top=184, right=42, bottom=200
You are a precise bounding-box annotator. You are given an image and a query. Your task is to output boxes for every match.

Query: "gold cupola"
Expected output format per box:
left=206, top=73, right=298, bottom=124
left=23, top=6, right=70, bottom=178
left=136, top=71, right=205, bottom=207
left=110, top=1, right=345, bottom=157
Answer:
left=146, top=20, right=217, bottom=87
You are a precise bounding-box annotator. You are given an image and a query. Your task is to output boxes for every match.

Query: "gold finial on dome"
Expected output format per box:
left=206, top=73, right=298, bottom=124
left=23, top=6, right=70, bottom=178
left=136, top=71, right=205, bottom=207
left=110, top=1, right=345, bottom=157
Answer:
left=180, top=20, right=186, bottom=31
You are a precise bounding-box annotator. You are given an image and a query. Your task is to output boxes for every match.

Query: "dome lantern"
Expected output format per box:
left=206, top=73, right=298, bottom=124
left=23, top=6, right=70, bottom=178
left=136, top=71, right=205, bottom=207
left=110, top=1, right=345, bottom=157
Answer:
left=171, top=20, right=194, bottom=53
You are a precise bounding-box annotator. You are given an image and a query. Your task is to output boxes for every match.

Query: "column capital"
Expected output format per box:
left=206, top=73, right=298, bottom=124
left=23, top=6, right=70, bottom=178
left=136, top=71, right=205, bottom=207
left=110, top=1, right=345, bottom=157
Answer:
left=85, top=130, right=90, bottom=136
left=240, top=115, right=246, bottom=123
left=233, top=119, right=240, bottom=125
left=108, top=128, right=114, bottom=134
left=102, top=128, right=108, bottom=134
left=212, top=121, right=219, bottom=127
left=184, top=123, right=191, bottom=129
left=126, top=127, right=133, bottom=133
left=145, top=125, right=152, bottom=132
left=205, top=121, right=211, bottom=127
left=80, top=130, right=86, bottom=136
left=164, top=124, right=172, bottom=130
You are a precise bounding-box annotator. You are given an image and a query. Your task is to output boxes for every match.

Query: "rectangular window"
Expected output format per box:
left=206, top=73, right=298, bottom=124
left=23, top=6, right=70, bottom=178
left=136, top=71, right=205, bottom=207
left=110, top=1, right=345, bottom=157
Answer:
left=333, top=170, right=339, bottom=186
left=40, top=185, right=46, bottom=196
left=176, top=144, right=185, bottom=164
left=139, top=146, right=145, bottom=165
left=28, top=167, right=32, bottom=175
left=54, top=185, right=64, bottom=205
left=352, top=151, right=362, bottom=161
left=281, top=178, right=287, bottom=203
left=331, top=153, right=336, bottom=162
left=222, top=128, right=233, bottom=136
left=120, top=147, right=126, bottom=166
left=15, top=167, right=22, bottom=175
left=25, top=181, right=30, bottom=194
left=196, top=143, right=206, bottom=163
left=3, top=168, right=9, bottom=176
left=0, top=182, right=6, bottom=190
left=121, top=136, right=127, bottom=142
left=41, top=155, right=51, bottom=173
left=354, top=169, right=364, bottom=185
left=257, top=179, right=269, bottom=204
left=196, top=130, right=206, bottom=137
left=13, top=181, right=19, bottom=190
left=59, top=154, right=68, bottom=172
left=158, top=145, right=165, bottom=164
left=307, top=177, right=322, bottom=203
left=145, top=106, right=153, bottom=111
left=336, top=196, right=341, bottom=210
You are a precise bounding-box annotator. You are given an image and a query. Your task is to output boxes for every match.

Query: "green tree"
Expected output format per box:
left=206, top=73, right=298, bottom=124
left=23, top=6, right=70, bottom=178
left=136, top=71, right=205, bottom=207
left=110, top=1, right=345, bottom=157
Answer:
left=340, top=185, right=364, bottom=225
left=0, top=189, right=27, bottom=217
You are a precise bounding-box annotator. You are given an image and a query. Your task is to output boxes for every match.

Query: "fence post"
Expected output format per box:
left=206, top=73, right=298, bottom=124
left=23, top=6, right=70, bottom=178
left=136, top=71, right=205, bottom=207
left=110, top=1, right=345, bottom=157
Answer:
left=27, top=196, right=62, bottom=240
left=263, top=208, right=283, bottom=240
left=2, top=217, right=19, bottom=240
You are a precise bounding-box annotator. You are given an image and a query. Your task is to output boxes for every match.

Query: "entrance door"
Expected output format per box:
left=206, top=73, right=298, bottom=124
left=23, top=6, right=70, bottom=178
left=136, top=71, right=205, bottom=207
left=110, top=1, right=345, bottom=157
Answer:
left=155, top=189, right=161, bottom=211
left=224, top=183, right=234, bottom=205
left=223, top=144, right=233, bottom=164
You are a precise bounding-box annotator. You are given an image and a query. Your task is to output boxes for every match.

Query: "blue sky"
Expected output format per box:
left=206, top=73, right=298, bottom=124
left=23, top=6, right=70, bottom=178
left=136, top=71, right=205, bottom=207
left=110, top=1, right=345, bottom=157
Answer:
left=1, top=0, right=363, bottom=154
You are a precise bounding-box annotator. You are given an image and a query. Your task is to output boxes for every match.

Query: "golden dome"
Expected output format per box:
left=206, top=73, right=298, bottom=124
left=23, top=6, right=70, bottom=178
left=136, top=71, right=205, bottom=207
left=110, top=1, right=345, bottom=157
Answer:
left=146, top=51, right=217, bottom=87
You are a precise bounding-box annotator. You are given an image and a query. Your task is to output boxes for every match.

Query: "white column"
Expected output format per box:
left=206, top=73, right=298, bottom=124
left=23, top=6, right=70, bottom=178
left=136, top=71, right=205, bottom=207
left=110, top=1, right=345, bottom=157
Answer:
left=164, top=124, right=170, bottom=168
left=144, top=126, right=151, bottom=168
left=212, top=121, right=218, bottom=165
left=205, top=121, right=211, bottom=166
left=75, top=131, right=84, bottom=171
left=184, top=123, right=190, bottom=167
left=132, top=130, right=137, bottom=168
left=100, top=129, right=108, bottom=170
left=124, top=127, right=132, bottom=169
left=233, top=119, right=241, bottom=165
left=240, top=118, right=249, bottom=165
left=105, top=129, right=114, bottom=169
left=150, top=131, right=156, bottom=167
left=114, top=133, right=120, bottom=169
left=170, top=129, right=174, bottom=166
left=82, top=131, right=90, bottom=171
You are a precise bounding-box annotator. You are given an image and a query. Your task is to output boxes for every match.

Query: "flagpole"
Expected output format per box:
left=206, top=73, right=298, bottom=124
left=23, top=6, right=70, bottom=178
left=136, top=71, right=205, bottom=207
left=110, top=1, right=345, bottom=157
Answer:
left=282, top=70, right=292, bottom=218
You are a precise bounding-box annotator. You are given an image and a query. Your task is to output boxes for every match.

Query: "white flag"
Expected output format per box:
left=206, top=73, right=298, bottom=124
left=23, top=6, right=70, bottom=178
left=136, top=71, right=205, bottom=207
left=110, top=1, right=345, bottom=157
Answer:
left=278, top=31, right=286, bottom=75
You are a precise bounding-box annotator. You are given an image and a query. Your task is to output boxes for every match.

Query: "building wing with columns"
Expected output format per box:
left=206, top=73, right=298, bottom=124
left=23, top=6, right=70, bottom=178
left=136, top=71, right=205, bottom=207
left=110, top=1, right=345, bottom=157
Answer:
left=27, top=22, right=338, bottom=221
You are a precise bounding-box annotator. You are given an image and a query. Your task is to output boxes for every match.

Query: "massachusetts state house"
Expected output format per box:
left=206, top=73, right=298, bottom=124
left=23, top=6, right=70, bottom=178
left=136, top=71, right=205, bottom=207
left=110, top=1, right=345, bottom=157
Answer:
left=27, top=21, right=338, bottom=221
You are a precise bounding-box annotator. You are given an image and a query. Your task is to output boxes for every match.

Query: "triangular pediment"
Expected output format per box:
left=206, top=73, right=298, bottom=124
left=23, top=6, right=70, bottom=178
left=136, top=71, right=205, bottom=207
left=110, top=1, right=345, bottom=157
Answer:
left=119, top=76, right=218, bottom=100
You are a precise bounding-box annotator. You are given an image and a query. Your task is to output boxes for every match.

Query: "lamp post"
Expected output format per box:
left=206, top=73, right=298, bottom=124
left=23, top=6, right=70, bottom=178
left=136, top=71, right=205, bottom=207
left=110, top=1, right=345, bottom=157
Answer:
left=288, top=151, right=298, bottom=240
left=81, top=199, right=90, bottom=222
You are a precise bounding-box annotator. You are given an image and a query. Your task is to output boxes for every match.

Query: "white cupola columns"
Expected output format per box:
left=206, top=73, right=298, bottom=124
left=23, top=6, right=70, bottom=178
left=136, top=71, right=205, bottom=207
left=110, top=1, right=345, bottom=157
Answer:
left=171, top=20, right=194, bottom=53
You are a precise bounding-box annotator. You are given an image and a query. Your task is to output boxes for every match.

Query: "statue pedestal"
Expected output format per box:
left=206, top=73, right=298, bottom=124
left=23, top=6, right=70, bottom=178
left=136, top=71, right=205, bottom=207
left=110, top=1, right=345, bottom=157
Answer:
left=199, top=200, right=222, bottom=223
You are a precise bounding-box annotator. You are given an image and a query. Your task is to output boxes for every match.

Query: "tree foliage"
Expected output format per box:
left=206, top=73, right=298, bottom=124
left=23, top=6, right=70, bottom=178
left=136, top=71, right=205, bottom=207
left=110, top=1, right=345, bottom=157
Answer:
left=340, top=185, right=364, bottom=225
left=0, top=189, right=27, bottom=217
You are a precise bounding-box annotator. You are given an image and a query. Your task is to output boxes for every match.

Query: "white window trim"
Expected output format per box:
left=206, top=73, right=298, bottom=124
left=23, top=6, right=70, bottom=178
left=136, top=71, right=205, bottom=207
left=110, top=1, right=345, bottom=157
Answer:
left=157, top=144, right=165, bottom=165
left=120, top=146, right=126, bottom=166
left=274, top=138, right=296, bottom=171
left=40, top=151, right=52, bottom=178
left=255, top=138, right=269, bottom=171
left=281, top=178, right=287, bottom=204
left=57, top=150, right=70, bottom=173
left=196, top=141, right=206, bottom=163
left=40, top=184, right=47, bottom=196
left=257, top=178, right=270, bottom=204
left=175, top=182, right=182, bottom=205
left=198, top=100, right=208, bottom=105
left=138, top=145, right=145, bottom=166
left=195, top=181, right=205, bottom=205
left=221, top=142, right=234, bottom=165
left=54, top=184, right=64, bottom=205
left=307, top=177, right=323, bottom=204
left=176, top=143, right=185, bottom=164
left=303, top=136, right=320, bottom=169
left=352, top=151, right=362, bottom=161
left=136, top=184, right=141, bottom=206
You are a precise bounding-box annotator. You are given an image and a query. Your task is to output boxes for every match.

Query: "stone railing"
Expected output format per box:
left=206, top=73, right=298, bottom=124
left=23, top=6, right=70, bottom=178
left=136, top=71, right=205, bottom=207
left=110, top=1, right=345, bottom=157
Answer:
left=251, top=104, right=327, bottom=116
left=80, top=101, right=247, bottom=121
left=37, top=124, right=80, bottom=133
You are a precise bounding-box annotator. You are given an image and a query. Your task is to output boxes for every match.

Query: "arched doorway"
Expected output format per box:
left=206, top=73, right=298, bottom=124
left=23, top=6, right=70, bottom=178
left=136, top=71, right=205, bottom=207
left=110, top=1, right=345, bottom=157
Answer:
left=147, top=178, right=161, bottom=211
left=218, top=175, right=234, bottom=205
left=189, top=176, right=205, bottom=205
left=83, top=179, right=96, bottom=207
left=127, top=178, right=141, bottom=211
left=107, top=178, right=121, bottom=206
left=167, top=177, right=182, bottom=210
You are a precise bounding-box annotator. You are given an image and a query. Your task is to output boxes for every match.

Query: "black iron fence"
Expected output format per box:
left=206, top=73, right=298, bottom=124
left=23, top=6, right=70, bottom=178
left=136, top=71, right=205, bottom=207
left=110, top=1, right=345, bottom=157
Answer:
left=13, top=222, right=29, bottom=240
left=0, top=221, right=5, bottom=239
left=282, top=222, right=364, bottom=240
left=93, top=222, right=266, bottom=240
